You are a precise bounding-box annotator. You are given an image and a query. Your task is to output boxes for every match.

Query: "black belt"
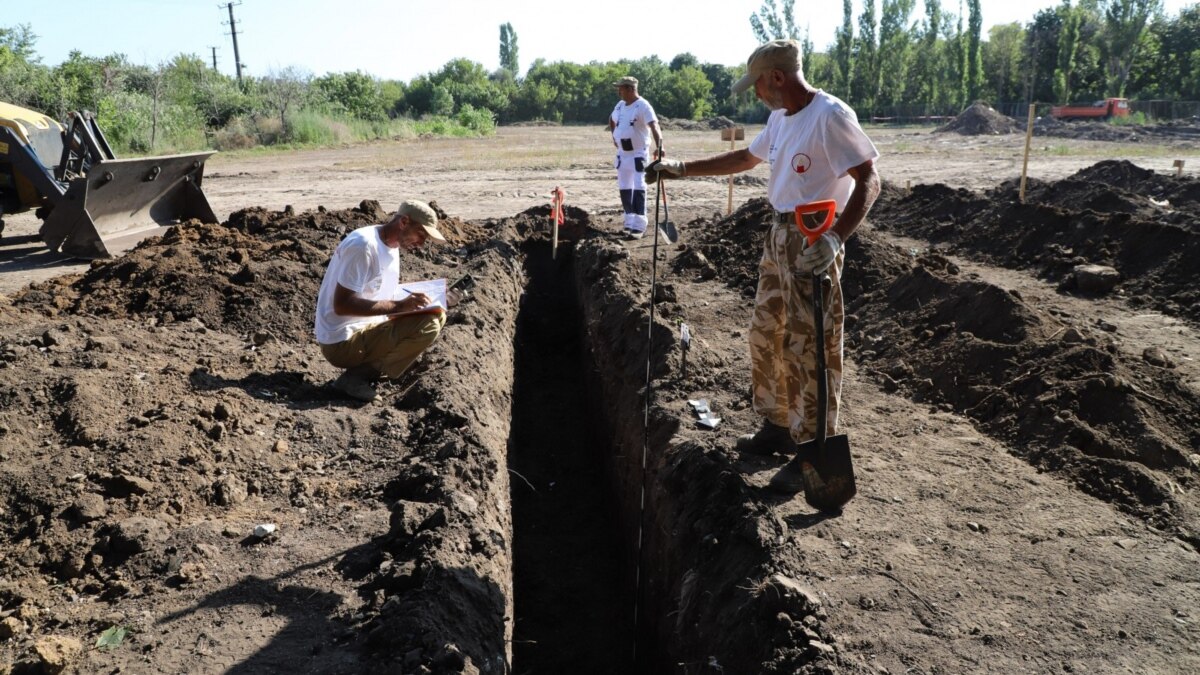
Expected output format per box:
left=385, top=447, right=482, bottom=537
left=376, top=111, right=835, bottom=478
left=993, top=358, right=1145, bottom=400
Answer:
left=772, top=210, right=841, bottom=225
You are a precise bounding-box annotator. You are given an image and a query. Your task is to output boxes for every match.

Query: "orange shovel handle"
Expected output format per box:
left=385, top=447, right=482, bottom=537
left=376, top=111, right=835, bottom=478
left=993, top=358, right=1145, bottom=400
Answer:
left=794, top=199, right=838, bottom=246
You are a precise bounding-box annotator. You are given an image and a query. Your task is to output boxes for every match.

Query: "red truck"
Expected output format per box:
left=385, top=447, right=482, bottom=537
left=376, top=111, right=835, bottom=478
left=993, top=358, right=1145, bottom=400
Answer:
left=1050, top=98, right=1131, bottom=121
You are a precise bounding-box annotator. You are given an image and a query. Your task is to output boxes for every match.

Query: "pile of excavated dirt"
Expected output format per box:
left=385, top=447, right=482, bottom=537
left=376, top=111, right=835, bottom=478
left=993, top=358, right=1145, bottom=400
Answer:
left=870, top=160, right=1200, bottom=323
left=1023, top=116, right=1200, bottom=145
left=13, top=201, right=493, bottom=344
left=936, top=102, right=1019, bottom=135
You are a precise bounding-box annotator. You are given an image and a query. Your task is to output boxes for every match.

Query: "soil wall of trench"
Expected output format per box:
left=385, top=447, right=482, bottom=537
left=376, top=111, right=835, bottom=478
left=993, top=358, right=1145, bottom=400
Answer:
left=571, top=237, right=834, bottom=674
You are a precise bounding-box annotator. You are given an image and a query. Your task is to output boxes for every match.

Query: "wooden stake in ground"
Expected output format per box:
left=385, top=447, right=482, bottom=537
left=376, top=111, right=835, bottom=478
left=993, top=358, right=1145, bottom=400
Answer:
left=1175, top=159, right=1186, bottom=178
left=1019, top=104, right=1036, bottom=204
left=550, top=186, right=565, bottom=259
left=721, top=127, right=745, bottom=215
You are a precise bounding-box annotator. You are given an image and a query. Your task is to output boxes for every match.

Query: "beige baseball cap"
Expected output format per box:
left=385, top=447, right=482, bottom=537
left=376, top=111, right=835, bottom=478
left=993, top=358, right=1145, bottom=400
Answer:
left=397, top=200, right=446, bottom=243
left=731, top=39, right=802, bottom=95
left=613, top=76, right=639, bottom=88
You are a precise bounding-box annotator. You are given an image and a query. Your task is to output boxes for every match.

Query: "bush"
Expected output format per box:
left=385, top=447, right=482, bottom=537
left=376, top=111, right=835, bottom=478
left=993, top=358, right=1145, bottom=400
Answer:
left=456, top=104, right=496, bottom=134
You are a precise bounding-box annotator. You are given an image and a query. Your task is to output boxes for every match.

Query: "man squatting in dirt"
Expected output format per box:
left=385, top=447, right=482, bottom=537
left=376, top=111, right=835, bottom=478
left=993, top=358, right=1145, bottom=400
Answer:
left=314, top=200, right=448, bottom=402
left=608, top=76, right=663, bottom=240
left=649, top=39, right=881, bottom=492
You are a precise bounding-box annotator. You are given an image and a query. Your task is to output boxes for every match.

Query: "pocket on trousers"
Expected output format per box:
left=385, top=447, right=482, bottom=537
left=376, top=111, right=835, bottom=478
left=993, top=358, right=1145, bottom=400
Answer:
left=634, top=157, right=645, bottom=172
left=620, top=138, right=634, bottom=152
left=615, top=155, right=621, bottom=169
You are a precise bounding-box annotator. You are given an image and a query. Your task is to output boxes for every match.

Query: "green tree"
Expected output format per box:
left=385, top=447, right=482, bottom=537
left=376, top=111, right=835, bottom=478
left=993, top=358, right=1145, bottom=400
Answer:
left=851, top=0, right=880, bottom=111
left=982, top=22, right=1026, bottom=102
left=1054, top=4, right=1083, bottom=103
left=656, top=65, right=714, bottom=119
left=0, top=23, right=38, bottom=61
left=966, top=0, right=984, bottom=100
left=670, top=52, right=700, bottom=71
left=953, top=2, right=968, bottom=106
left=906, top=0, right=942, bottom=106
left=1100, top=0, right=1160, bottom=96
left=833, top=0, right=855, bottom=94
left=750, top=0, right=800, bottom=42
left=260, top=66, right=311, bottom=134
left=878, top=0, right=917, bottom=106
left=1024, top=7, right=1064, bottom=101
left=700, top=62, right=737, bottom=116
left=314, top=71, right=386, bottom=120
left=499, top=23, right=519, bottom=77
left=1136, top=4, right=1200, bottom=99
left=0, top=25, right=48, bottom=107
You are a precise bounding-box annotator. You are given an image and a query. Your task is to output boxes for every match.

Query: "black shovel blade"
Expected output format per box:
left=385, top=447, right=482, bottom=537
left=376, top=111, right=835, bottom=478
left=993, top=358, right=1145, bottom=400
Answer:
left=658, top=220, right=678, bottom=244
left=792, top=435, right=856, bottom=511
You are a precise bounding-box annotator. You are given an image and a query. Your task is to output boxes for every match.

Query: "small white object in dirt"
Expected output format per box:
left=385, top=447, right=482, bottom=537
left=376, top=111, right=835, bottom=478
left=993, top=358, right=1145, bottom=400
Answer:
left=688, top=399, right=721, bottom=429
left=253, top=523, right=277, bottom=538
left=680, top=323, right=692, bottom=348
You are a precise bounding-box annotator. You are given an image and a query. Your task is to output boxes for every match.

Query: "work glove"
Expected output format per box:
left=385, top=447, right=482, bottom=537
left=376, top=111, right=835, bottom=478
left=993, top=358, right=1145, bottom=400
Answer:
left=796, top=232, right=842, bottom=275
left=645, top=158, right=685, bottom=184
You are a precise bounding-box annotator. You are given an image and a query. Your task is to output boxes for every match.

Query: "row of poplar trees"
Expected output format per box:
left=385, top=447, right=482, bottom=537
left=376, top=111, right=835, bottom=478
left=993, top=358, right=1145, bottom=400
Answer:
left=759, top=0, right=1198, bottom=115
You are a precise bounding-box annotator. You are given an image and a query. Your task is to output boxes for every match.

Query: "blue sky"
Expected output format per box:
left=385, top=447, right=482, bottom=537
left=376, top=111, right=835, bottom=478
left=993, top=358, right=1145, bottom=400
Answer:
left=6, top=0, right=1193, bottom=82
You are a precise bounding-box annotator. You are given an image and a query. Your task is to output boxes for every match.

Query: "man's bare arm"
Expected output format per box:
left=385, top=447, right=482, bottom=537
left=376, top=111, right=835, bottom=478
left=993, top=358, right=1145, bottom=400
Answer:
left=681, top=148, right=762, bottom=177
left=830, top=159, right=880, bottom=244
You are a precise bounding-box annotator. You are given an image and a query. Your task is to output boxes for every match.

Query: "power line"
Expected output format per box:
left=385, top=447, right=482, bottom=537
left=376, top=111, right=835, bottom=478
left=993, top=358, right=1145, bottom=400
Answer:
left=219, top=2, right=246, bottom=83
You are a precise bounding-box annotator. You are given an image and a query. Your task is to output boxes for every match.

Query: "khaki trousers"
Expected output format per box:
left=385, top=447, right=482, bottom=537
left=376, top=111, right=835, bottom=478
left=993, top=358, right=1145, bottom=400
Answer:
left=320, top=312, right=446, bottom=379
left=748, top=221, right=845, bottom=443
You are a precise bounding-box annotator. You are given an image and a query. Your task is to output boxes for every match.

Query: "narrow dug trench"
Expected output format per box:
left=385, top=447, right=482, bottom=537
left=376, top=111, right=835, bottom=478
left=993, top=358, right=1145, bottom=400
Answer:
left=508, top=242, right=631, bottom=672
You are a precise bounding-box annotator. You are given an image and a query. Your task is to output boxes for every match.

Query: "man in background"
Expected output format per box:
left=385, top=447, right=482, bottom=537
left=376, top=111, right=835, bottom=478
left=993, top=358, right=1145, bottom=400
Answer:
left=608, top=76, right=663, bottom=240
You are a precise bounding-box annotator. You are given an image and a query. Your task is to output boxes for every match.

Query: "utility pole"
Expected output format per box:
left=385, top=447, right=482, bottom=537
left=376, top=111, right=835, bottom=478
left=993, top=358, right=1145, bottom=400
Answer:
left=220, top=2, right=245, bottom=84
left=208, top=46, right=219, bottom=71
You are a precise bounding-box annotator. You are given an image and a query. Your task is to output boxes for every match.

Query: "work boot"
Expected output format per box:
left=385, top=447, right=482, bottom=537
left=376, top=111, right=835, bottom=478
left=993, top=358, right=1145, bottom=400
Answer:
left=332, top=370, right=378, bottom=403
left=768, top=455, right=806, bottom=494
left=735, top=420, right=797, bottom=456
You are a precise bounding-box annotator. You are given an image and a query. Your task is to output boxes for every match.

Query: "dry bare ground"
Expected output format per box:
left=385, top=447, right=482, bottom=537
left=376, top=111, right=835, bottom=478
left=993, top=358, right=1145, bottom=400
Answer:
left=0, top=124, right=1197, bottom=674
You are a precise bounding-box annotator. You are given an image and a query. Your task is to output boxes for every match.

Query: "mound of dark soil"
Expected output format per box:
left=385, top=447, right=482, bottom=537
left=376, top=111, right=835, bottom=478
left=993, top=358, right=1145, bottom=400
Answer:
left=843, top=253, right=1200, bottom=539
left=936, top=102, right=1019, bottom=135
left=1024, top=116, right=1200, bottom=144
left=14, top=201, right=495, bottom=343
left=871, top=160, right=1200, bottom=322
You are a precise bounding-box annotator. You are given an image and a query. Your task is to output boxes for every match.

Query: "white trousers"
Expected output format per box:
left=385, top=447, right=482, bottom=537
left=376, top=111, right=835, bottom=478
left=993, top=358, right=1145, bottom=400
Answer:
left=616, top=152, right=648, bottom=232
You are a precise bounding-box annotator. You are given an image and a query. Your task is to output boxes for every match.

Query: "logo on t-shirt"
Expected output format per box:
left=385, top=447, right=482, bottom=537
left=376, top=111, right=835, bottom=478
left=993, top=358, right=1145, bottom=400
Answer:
left=791, top=153, right=812, bottom=174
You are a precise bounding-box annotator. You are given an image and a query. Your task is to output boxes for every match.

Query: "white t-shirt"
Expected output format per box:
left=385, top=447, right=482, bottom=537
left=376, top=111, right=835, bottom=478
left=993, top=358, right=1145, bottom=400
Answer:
left=611, top=97, right=658, bottom=154
left=314, top=225, right=400, bottom=345
left=748, top=90, right=879, bottom=212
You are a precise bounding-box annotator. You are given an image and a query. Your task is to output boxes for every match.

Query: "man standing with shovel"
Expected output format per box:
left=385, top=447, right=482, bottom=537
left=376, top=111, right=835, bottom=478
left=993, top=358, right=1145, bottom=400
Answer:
left=608, top=76, right=663, bottom=240
left=648, top=39, right=880, bottom=507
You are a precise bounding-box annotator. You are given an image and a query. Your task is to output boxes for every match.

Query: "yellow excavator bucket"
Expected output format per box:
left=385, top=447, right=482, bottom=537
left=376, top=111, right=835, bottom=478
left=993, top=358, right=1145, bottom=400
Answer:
left=39, top=151, right=217, bottom=259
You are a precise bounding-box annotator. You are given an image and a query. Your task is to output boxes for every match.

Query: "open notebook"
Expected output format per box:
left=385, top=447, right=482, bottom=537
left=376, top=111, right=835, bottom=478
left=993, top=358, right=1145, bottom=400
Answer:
left=391, top=278, right=447, bottom=318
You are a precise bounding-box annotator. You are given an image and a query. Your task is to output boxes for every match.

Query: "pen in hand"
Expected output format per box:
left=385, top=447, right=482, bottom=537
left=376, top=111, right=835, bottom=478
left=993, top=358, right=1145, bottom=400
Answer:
left=396, top=290, right=432, bottom=311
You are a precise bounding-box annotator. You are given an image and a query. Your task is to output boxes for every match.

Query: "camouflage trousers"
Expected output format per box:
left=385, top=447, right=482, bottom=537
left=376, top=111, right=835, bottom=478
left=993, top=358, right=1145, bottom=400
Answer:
left=320, top=312, right=445, bottom=379
left=749, top=220, right=845, bottom=443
